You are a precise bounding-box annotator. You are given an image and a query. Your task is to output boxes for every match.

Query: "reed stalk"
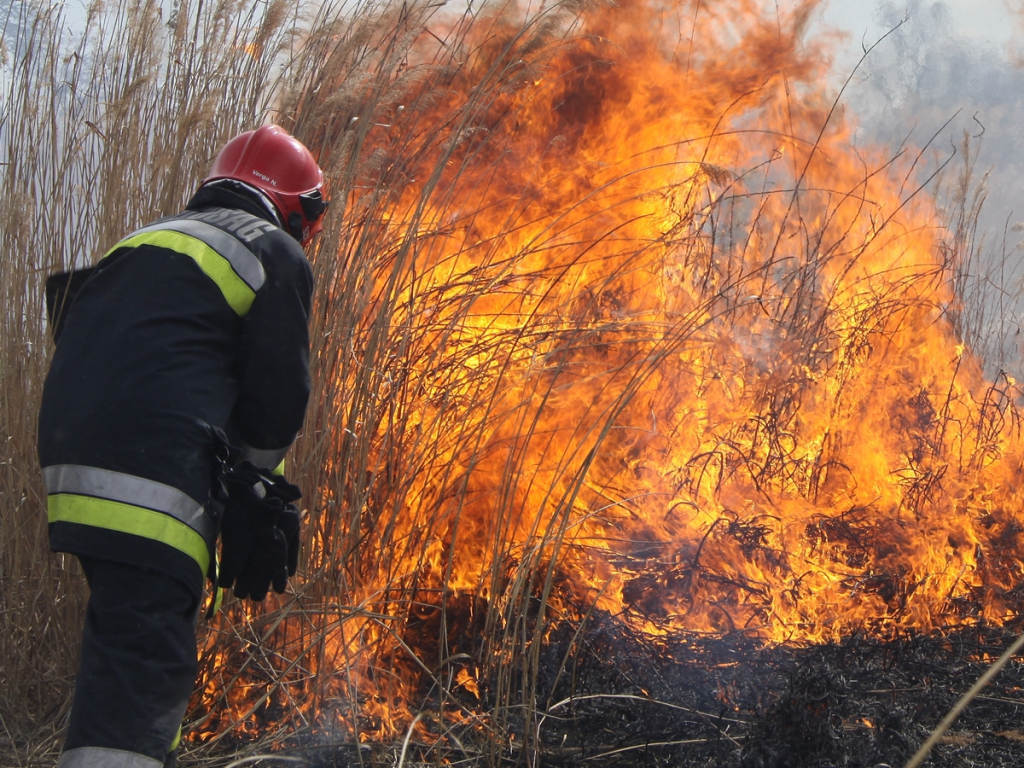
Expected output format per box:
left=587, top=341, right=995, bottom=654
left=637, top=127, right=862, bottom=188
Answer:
left=1, top=0, right=1018, bottom=766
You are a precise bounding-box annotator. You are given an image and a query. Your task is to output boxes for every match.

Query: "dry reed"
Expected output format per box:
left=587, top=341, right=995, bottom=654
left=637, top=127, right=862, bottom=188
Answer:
left=1, top=0, right=1019, bottom=766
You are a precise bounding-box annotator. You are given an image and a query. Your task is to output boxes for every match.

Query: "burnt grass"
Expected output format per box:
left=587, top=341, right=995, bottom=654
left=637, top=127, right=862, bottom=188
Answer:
left=516, top=614, right=1024, bottom=768
left=225, top=610, right=1024, bottom=768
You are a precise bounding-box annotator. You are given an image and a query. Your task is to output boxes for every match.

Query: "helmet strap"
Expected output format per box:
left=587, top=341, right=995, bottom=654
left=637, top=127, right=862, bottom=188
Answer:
left=287, top=212, right=305, bottom=243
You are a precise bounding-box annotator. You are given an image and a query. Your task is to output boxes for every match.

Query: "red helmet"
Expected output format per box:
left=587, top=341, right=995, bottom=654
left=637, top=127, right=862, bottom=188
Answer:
left=204, top=125, right=327, bottom=246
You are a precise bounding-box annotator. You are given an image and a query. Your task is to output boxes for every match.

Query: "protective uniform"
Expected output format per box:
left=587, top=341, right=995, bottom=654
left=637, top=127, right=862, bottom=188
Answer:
left=38, top=126, right=323, bottom=768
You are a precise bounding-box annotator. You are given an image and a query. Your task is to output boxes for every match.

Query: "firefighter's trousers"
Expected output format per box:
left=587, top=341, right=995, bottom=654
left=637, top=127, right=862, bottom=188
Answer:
left=57, top=557, right=199, bottom=768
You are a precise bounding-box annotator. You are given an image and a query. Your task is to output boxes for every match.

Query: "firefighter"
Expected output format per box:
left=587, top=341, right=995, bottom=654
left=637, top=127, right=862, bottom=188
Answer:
left=38, top=125, right=328, bottom=768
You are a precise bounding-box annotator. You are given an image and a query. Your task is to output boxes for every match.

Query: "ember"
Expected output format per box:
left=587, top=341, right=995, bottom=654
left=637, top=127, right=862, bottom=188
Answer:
left=190, top=0, right=1024, bottom=759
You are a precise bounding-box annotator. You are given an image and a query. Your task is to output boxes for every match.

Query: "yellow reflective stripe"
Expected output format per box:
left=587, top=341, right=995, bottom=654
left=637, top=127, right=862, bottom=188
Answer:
left=43, top=464, right=212, bottom=543
left=139, top=218, right=267, bottom=290
left=271, top=458, right=286, bottom=476
left=48, top=494, right=210, bottom=574
left=109, top=231, right=256, bottom=315
left=169, top=726, right=181, bottom=754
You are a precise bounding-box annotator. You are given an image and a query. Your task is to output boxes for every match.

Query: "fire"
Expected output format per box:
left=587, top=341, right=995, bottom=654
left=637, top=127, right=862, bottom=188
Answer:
left=354, top=0, right=1024, bottom=638
left=196, top=0, right=1024, bottom=745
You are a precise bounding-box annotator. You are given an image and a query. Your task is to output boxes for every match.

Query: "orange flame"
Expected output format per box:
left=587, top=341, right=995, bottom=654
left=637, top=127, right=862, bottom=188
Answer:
left=196, top=0, right=1024, bottom=744
left=354, top=0, right=1024, bottom=642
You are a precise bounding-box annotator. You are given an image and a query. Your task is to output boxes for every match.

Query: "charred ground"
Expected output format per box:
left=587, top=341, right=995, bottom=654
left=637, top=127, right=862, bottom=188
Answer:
left=263, top=615, right=1024, bottom=768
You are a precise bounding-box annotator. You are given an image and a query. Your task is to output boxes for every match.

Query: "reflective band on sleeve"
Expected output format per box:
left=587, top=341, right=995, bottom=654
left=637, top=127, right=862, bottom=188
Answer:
left=48, top=494, right=210, bottom=575
left=240, top=442, right=290, bottom=472
left=57, top=746, right=163, bottom=768
left=43, top=465, right=213, bottom=544
left=107, top=221, right=264, bottom=315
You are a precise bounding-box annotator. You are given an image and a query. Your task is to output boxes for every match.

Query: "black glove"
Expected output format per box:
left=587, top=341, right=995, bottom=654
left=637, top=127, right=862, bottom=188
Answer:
left=218, top=461, right=302, bottom=601
left=277, top=503, right=301, bottom=577
left=232, top=524, right=289, bottom=600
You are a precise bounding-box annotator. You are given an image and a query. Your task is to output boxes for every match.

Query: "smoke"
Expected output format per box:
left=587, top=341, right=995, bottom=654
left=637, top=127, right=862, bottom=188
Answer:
left=836, top=0, right=1024, bottom=373
left=846, top=1, right=1024, bottom=230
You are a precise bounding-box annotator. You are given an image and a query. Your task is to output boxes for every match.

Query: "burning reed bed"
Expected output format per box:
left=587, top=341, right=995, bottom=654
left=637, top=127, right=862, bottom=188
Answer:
left=3, top=0, right=1024, bottom=765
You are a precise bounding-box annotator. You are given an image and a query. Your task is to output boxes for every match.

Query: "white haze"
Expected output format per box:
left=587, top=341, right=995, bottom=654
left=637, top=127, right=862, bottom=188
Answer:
left=815, top=0, right=1024, bottom=374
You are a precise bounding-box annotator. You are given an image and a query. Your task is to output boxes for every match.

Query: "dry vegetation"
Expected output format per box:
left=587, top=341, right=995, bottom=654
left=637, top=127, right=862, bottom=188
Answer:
left=1, top=0, right=1020, bottom=765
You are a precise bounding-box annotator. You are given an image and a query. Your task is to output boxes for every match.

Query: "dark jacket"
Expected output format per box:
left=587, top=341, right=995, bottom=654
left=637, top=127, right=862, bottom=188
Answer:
left=38, top=184, right=314, bottom=596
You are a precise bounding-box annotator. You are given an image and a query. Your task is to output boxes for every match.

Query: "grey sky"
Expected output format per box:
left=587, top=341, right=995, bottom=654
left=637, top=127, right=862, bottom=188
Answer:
left=820, top=0, right=1015, bottom=56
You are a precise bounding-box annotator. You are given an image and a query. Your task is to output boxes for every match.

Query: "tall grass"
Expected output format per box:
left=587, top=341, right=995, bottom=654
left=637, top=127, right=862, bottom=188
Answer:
left=2, top=0, right=1020, bottom=765
left=0, top=0, right=339, bottom=756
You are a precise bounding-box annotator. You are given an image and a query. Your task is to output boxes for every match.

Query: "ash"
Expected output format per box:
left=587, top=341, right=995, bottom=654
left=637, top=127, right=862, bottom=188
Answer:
left=254, top=615, right=1024, bottom=767
left=525, top=617, right=1024, bottom=767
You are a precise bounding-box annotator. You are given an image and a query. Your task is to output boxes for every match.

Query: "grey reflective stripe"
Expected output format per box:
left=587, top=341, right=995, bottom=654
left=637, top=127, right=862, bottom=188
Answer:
left=43, top=465, right=213, bottom=543
left=58, top=747, right=162, bottom=768
left=240, top=442, right=289, bottom=471
left=133, top=218, right=266, bottom=291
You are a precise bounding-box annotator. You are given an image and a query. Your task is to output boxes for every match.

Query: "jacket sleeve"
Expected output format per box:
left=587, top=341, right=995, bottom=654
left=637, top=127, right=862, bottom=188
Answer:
left=232, top=235, right=315, bottom=466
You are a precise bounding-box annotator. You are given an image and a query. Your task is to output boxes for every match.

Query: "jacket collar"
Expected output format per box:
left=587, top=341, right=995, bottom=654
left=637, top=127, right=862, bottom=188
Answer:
left=186, top=182, right=283, bottom=228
